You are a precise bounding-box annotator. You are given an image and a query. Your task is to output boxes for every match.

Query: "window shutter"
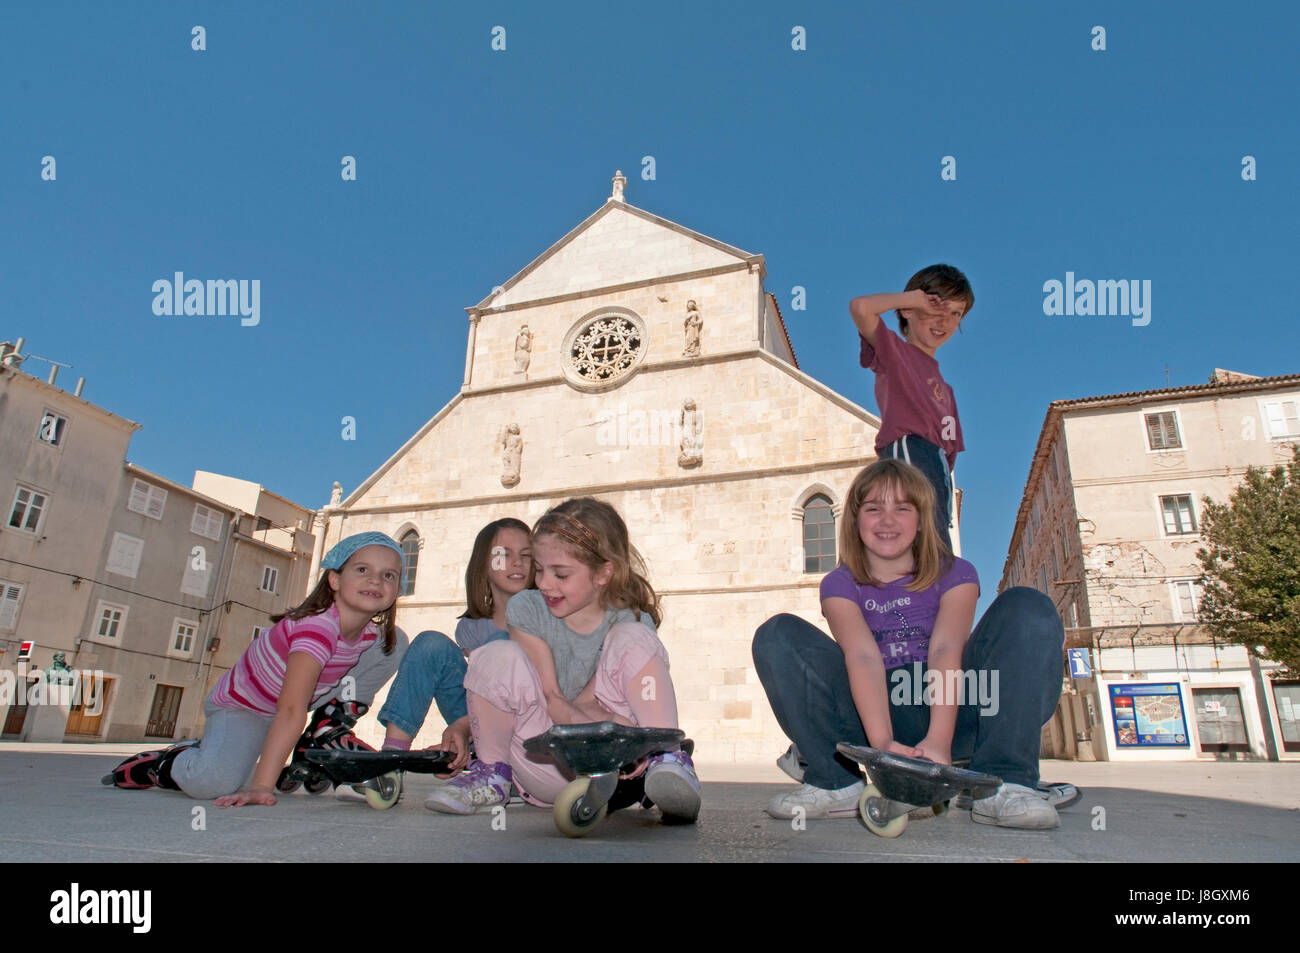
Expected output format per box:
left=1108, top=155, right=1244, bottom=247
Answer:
left=107, top=533, right=145, bottom=578
left=0, top=585, right=21, bottom=629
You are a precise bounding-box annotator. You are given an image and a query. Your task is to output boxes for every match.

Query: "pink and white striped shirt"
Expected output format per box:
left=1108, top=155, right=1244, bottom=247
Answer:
left=210, top=604, right=378, bottom=716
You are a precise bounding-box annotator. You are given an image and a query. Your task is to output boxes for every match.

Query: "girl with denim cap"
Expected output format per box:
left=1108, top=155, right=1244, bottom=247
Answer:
left=103, top=532, right=409, bottom=806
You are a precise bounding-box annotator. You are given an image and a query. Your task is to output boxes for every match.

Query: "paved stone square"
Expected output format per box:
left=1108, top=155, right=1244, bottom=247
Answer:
left=3, top=745, right=1296, bottom=864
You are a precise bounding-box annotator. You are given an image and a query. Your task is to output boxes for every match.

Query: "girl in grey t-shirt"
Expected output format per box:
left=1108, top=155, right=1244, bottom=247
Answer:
left=425, top=498, right=701, bottom=824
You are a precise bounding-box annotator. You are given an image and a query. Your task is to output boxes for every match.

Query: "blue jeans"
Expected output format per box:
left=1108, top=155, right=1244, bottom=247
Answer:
left=880, top=434, right=952, bottom=552
left=377, top=631, right=471, bottom=737
left=751, top=587, right=1063, bottom=789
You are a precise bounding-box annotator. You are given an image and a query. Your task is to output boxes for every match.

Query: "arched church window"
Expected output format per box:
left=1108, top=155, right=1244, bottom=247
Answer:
left=561, top=308, right=648, bottom=392
left=802, top=494, right=836, bottom=573
left=399, top=530, right=420, bottom=597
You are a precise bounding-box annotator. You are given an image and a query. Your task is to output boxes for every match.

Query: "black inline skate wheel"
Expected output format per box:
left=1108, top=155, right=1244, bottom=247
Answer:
left=275, top=771, right=302, bottom=794
left=304, top=774, right=331, bottom=795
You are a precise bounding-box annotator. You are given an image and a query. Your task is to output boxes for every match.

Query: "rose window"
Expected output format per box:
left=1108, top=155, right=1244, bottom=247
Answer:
left=561, top=310, right=648, bottom=391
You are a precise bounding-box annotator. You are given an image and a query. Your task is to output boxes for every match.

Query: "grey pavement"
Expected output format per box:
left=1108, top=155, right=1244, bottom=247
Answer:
left=2, top=743, right=1297, bottom=863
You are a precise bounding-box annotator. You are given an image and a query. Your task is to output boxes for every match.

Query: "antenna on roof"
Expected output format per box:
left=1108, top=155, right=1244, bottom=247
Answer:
left=25, top=353, right=74, bottom=386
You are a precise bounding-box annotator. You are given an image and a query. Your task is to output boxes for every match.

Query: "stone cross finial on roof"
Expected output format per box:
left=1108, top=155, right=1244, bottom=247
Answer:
left=611, top=169, right=626, bottom=203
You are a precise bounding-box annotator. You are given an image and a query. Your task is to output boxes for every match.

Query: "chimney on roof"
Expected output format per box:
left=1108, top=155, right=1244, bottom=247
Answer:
left=74, top=377, right=85, bottom=397
left=48, top=365, right=58, bottom=386
left=1209, top=368, right=1261, bottom=384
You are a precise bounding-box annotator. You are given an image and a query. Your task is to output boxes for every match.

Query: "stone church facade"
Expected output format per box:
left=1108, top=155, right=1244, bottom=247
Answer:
left=321, top=174, right=897, bottom=762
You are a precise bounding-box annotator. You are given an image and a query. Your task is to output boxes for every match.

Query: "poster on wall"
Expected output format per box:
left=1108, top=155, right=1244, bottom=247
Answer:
left=1109, top=684, right=1189, bottom=747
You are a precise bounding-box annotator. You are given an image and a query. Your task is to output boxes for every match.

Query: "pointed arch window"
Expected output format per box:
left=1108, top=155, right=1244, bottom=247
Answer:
left=802, top=494, right=836, bottom=573
left=400, top=530, right=420, bottom=597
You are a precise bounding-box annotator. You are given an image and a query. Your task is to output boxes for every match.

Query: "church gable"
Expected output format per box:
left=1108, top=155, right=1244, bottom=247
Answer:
left=488, top=203, right=754, bottom=309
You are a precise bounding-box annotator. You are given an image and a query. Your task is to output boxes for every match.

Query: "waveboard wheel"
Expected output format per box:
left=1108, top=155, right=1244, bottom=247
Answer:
left=858, top=783, right=908, bottom=838
left=553, top=777, right=607, bottom=838
left=364, top=771, right=402, bottom=810
left=304, top=774, right=331, bottom=795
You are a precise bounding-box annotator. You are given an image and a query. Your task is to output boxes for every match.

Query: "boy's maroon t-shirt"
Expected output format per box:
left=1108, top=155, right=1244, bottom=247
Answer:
left=860, top=324, right=964, bottom=470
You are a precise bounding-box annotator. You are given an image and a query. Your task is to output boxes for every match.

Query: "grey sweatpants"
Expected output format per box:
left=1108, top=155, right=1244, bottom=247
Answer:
left=170, top=628, right=409, bottom=799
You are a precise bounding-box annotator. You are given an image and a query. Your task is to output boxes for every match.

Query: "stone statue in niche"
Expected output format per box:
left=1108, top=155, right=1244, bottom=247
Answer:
left=683, top=300, right=702, bottom=357
left=514, top=324, right=532, bottom=375
left=501, top=423, right=523, bottom=487
left=678, top=398, right=703, bottom=468
left=329, top=482, right=343, bottom=507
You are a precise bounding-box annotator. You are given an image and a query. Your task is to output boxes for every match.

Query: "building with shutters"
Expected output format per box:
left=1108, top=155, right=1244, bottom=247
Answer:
left=1001, top=369, right=1300, bottom=762
left=1, top=344, right=315, bottom=742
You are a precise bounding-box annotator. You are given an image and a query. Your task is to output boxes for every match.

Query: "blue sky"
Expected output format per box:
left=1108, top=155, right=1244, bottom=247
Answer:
left=4, top=1, right=1297, bottom=612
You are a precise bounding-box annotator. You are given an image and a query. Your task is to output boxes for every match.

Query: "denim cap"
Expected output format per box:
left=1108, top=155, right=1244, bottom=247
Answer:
left=320, top=531, right=406, bottom=577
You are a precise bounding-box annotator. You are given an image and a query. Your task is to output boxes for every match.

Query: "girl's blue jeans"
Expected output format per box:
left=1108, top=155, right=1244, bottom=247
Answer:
left=377, top=630, right=476, bottom=737
left=752, top=587, right=1063, bottom=789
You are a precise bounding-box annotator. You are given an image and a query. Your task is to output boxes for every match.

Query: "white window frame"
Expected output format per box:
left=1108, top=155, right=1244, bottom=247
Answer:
left=127, top=478, right=167, bottom=520
left=106, top=532, right=145, bottom=578
left=36, top=409, right=69, bottom=448
left=0, top=579, right=25, bottom=631
left=8, top=485, right=49, bottom=534
left=1142, top=407, right=1184, bottom=453
left=191, top=503, right=225, bottom=541
left=1156, top=493, right=1198, bottom=537
left=1259, top=397, right=1300, bottom=441
left=1170, top=579, right=1202, bottom=622
left=170, top=618, right=198, bottom=657
left=90, top=600, right=129, bottom=642
left=260, top=566, right=278, bottom=593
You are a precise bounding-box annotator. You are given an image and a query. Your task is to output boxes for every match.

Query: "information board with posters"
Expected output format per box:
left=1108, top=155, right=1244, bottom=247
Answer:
left=1109, top=683, right=1190, bottom=747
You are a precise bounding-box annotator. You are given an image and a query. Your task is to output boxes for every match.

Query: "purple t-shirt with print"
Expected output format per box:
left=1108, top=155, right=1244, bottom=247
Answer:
left=819, top=559, right=980, bottom=668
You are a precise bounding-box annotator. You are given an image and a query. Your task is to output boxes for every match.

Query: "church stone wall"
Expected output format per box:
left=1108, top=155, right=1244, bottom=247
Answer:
left=468, top=265, right=760, bottom=392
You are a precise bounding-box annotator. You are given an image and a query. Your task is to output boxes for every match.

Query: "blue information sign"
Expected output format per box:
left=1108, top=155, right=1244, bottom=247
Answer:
left=1109, top=684, right=1189, bottom=747
left=1067, top=649, right=1091, bottom=678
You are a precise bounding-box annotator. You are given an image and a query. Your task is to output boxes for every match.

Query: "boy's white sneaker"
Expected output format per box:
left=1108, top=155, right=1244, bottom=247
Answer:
left=766, top=781, right=864, bottom=819
left=971, top=782, right=1060, bottom=829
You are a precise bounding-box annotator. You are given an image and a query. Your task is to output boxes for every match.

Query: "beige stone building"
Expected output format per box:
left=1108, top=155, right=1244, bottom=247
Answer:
left=1, top=349, right=138, bottom=736
left=322, top=175, right=925, bottom=760
left=1001, top=369, right=1300, bottom=762
left=1, top=343, right=316, bottom=742
left=71, top=470, right=316, bottom=742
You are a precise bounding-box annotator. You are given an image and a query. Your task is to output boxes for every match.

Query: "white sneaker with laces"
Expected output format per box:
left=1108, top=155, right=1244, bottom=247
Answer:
left=971, top=782, right=1060, bottom=829
left=766, top=781, right=864, bottom=819
left=424, top=760, right=512, bottom=815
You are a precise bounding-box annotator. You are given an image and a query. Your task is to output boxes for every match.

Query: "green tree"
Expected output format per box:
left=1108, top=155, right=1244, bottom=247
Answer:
left=1196, top=444, right=1300, bottom=673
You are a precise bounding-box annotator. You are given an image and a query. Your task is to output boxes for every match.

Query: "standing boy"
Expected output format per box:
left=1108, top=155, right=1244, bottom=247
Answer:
left=849, top=264, right=973, bottom=552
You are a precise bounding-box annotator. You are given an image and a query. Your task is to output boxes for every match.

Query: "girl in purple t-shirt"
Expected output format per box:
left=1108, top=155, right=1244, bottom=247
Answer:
left=753, top=460, right=1073, bottom=830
